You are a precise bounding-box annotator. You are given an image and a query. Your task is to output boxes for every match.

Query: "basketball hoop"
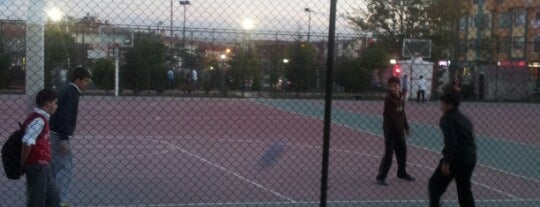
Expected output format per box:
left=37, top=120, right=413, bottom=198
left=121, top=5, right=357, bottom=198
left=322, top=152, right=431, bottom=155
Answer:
left=402, top=39, right=432, bottom=59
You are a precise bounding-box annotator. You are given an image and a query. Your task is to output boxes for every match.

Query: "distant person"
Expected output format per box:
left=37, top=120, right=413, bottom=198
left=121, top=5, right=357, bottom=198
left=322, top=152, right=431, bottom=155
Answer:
left=401, top=74, right=409, bottom=100
left=429, top=92, right=477, bottom=207
left=21, top=89, right=60, bottom=207
left=417, top=75, right=427, bottom=103
left=376, top=77, right=415, bottom=186
left=167, top=68, right=175, bottom=89
left=50, top=67, right=91, bottom=207
left=191, top=69, right=198, bottom=91
left=452, top=78, right=462, bottom=94
left=186, top=71, right=193, bottom=95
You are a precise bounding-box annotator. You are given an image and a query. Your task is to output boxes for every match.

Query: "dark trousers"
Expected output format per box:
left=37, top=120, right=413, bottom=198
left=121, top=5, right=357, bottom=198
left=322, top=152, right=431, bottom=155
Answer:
left=429, top=160, right=476, bottom=207
left=417, top=90, right=425, bottom=102
left=376, top=130, right=407, bottom=180
left=24, top=164, right=60, bottom=207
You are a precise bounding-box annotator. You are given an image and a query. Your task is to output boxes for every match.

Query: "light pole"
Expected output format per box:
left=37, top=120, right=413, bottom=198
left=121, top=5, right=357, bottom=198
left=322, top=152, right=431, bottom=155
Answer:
left=241, top=18, right=254, bottom=97
left=220, top=53, right=226, bottom=96
left=179, top=0, right=190, bottom=50
left=170, top=0, right=174, bottom=49
left=304, top=8, right=313, bottom=42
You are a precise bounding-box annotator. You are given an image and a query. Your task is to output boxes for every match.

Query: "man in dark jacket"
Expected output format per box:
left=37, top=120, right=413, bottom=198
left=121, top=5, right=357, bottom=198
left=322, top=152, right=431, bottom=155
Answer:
left=376, top=77, right=415, bottom=186
left=429, top=92, right=477, bottom=207
left=49, top=66, right=91, bottom=206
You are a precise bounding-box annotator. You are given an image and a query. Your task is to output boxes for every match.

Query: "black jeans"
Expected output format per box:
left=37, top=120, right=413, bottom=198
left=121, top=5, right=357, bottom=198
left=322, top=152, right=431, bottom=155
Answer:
left=376, top=130, right=407, bottom=180
left=428, top=159, right=476, bottom=207
left=25, top=164, right=60, bottom=207
left=417, top=90, right=425, bottom=102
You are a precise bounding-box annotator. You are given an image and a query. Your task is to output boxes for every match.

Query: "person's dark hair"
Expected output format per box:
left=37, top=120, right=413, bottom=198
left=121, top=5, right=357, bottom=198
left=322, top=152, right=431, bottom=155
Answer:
left=419, top=75, right=424, bottom=79
left=71, top=66, right=92, bottom=82
left=388, top=77, right=400, bottom=85
left=36, top=89, right=57, bottom=107
left=440, top=92, right=461, bottom=108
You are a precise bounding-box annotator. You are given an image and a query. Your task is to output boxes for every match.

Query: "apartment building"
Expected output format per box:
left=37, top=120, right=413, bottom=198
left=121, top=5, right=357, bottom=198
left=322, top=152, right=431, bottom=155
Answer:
left=457, top=0, right=539, bottom=100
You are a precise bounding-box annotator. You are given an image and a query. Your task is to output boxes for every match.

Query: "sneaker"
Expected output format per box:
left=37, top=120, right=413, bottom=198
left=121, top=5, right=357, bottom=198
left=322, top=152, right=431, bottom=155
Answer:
left=376, top=179, right=388, bottom=186
left=397, top=174, right=415, bottom=181
left=59, top=202, right=69, bottom=207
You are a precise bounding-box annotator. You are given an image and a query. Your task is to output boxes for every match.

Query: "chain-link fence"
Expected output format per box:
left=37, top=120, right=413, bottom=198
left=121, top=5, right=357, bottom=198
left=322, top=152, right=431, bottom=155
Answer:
left=1, top=0, right=539, bottom=206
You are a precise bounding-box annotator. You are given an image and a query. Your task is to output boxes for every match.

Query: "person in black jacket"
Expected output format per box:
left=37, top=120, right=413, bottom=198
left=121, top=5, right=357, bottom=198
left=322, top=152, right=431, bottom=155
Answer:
left=376, top=77, right=415, bottom=186
left=49, top=66, right=91, bottom=206
left=429, top=92, right=477, bottom=207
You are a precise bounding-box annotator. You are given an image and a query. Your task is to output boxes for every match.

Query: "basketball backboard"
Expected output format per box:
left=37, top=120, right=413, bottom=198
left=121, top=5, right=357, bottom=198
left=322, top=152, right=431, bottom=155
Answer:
left=402, top=39, right=432, bottom=58
left=98, top=25, right=134, bottom=48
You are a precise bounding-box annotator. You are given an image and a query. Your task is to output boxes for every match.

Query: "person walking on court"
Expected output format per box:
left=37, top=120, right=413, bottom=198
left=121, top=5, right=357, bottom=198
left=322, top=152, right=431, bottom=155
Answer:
left=49, top=67, right=91, bottom=207
left=417, top=75, right=427, bottom=103
left=21, top=89, right=60, bottom=207
left=429, top=92, right=477, bottom=207
left=376, top=77, right=415, bottom=186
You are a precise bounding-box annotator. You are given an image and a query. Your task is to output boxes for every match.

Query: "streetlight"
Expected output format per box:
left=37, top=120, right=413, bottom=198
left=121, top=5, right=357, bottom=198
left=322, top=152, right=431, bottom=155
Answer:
left=179, top=0, right=190, bottom=50
left=220, top=53, right=226, bottom=96
left=304, top=8, right=314, bottom=42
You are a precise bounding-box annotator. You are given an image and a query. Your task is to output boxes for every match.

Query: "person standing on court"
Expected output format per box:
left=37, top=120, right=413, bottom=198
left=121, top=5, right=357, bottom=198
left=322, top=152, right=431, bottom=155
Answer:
left=417, top=75, right=427, bottom=103
left=167, top=67, right=175, bottom=90
left=429, top=92, right=477, bottom=207
left=21, top=89, right=60, bottom=207
left=376, top=77, right=415, bottom=186
left=49, top=66, right=91, bottom=207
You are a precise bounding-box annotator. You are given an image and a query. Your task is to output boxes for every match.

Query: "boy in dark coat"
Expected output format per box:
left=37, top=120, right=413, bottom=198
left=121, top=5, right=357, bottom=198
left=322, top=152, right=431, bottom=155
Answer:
left=429, top=92, right=477, bottom=207
left=376, top=77, right=415, bottom=186
left=49, top=67, right=91, bottom=206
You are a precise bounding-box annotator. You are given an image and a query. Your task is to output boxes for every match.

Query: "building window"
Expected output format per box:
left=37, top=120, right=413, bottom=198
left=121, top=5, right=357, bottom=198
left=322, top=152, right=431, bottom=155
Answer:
left=483, top=14, right=492, bottom=29
left=514, top=9, right=526, bottom=25
left=498, top=12, right=511, bottom=28
left=512, top=37, right=524, bottom=50
left=499, top=39, right=510, bottom=52
left=459, top=40, right=468, bottom=54
left=469, top=16, right=477, bottom=28
left=459, top=17, right=467, bottom=31
left=533, top=10, right=540, bottom=28
left=534, top=36, right=540, bottom=52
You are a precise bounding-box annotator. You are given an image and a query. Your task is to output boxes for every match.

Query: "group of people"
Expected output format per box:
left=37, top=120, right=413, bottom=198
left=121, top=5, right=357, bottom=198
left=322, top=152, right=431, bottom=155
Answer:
left=400, top=74, right=428, bottom=103
left=20, top=67, right=91, bottom=207
left=378, top=76, right=476, bottom=207
left=19, top=66, right=475, bottom=207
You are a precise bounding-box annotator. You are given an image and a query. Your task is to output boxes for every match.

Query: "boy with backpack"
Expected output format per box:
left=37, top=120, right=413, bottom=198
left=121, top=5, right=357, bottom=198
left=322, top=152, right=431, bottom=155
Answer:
left=20, top=88, right=60, bottom=207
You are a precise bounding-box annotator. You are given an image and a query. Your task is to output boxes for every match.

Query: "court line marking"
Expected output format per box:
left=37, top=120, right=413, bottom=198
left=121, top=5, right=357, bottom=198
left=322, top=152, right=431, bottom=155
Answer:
left=84, top=198, right=540, bottom=206
left=173, top=135, right=520, bottom=200
left=166, top=141, right=296, bottom=202
left=252, top=99, right=540, bottom=185
left=77, top=134, right=521, bottom=199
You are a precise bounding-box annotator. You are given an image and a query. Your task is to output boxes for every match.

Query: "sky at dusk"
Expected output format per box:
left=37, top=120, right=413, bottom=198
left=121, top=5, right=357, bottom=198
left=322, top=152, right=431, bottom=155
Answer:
left=1, top=0, right=368, bottom=42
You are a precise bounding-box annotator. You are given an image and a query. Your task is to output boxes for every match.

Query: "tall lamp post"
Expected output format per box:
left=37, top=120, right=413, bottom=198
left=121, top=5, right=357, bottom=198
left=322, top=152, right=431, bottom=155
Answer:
left=304, top=8, right=313, bottom=43
left=241, top=18, right=254, bottom=97
left=179, top=0, right=191, bottom=50
left=220, top=54, right=226, bottom=96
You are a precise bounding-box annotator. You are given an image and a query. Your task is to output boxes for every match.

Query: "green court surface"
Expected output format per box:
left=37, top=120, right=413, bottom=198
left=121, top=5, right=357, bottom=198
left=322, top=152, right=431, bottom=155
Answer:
left=255, top=99, right=540, bottom=182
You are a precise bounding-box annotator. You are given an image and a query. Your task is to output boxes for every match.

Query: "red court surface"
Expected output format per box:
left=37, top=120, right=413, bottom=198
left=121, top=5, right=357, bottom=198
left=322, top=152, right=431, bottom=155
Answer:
left=1, top=95, right=539, bottom=206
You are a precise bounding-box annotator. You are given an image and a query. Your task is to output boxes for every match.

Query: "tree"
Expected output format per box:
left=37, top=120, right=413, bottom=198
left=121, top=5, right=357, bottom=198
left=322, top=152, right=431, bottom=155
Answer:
left=284, top=41, right=317, bottom=94
left=0, top=36, right=11, bottom=89
left=335, top=46, right=389, bottom=92
left=228, top=46, right=261, bottom=91
left=93, top=58, right=115, bottom=90
left=426, top=0, right=471, bottom=61
left=349, top=0, right=432, bottom=51
left=122, top=33, right=168, bottom=93
left=44, top=25, right=77, bottom=88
